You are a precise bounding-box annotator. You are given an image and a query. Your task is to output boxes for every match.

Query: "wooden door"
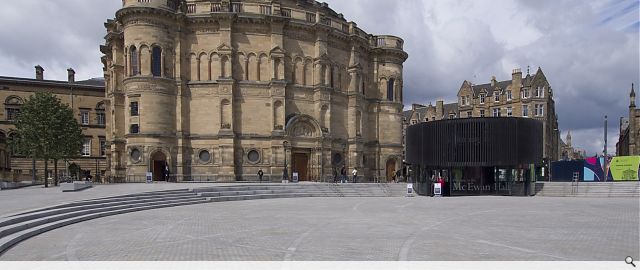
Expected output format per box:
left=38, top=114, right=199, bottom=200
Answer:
left=293, top=153, right=309, bottom=181
left=153, top=161, right=164, bottom=181
left=386, top=159, right=396, bottom=182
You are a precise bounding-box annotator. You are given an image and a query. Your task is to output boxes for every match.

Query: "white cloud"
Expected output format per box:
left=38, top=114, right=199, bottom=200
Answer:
left=0, top=0, right=637, bottom=155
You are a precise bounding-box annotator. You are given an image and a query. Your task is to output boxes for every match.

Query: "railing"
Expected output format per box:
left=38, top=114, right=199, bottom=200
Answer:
left=231, top=3, right=242, bottom=13
left=186, top=3, right=196, bottom=14
left=280, top=8, right=292, bottom=17
left=260, top=5, right=272, bottom=15
left=305, top=13, right=316, bottom=23
left=211, top=3, right=223, bottom=12
left=373, top=35, right=404, bottom=50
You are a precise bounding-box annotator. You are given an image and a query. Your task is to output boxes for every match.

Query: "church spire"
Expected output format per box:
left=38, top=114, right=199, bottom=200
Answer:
left=631, top=83, right=636, bottom=108
left=566, top=130, right=572, bottom=147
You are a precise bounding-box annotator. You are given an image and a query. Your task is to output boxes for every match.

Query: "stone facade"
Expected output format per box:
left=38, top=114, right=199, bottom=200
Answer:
left=403, top=67, right=560, bottom=163
left=102, top=0, right=408, bottom=182
left=559, top=131, right=584, bottom=160
left=0, top=67, right=107, bottom=182
left=617, top=84, right=638, bottom=156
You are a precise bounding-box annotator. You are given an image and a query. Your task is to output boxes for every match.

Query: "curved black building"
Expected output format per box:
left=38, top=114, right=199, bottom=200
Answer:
left=406, top=118, right=543, bottom=196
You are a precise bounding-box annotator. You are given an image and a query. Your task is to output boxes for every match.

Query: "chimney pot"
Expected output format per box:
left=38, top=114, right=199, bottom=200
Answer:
left=67, top=68, right=75, bottom=83
left=35, top=65, right=44, bottom=80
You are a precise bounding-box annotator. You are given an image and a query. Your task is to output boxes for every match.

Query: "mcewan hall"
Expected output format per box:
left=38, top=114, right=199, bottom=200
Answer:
left=99, top=0, right=408, bottom=182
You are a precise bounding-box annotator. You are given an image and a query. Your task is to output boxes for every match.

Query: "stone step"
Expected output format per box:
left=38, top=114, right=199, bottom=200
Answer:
left=536, top=182, right=640, bottom=197
left=0, top=199, right=210, bottom=255
left=0, top=195, right=201, bottom=231
left=0, top=197, right=207, bottom=239
left=10, top=193, right=200, bottom=217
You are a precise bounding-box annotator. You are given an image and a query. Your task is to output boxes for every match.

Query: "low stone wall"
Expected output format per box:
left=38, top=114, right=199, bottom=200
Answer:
left=60, top=181, right=93, bottom=192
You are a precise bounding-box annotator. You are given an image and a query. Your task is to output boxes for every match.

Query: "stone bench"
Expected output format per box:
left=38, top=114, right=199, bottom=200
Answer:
left=60, top=181, right=93, bottom=192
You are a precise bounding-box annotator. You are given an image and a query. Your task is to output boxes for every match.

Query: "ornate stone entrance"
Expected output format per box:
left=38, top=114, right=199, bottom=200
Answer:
left=285, top=114, right=325, bottom=182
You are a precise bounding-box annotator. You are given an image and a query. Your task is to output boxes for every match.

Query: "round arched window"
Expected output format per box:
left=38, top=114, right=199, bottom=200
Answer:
left=247, top=150, right=260, bottom=163
left=199, top=150, right=211, bottom=163
left=131, top=148, right=141, bottom=162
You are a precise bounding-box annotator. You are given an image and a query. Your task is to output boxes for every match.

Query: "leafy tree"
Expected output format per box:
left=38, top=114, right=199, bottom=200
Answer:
left=9, top=92, right=83, bottom=187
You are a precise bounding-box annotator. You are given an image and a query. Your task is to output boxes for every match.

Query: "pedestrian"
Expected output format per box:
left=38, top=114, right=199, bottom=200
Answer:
left=437, top=175, right=445, bottom=196
left=352, top=168, right=358, bottom=183
left=257, top=169, right=264, bottom=183
left=332, top=167, right=338, bottom=183
left=395, top=170, right=401, bottom=183
left=258, top=169, right=264, bottom=183
left=340, top=165, right=346, bottom=183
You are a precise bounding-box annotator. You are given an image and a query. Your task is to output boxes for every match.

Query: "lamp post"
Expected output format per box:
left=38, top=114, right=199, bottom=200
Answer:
left=282, top=140, right=289, bottom=183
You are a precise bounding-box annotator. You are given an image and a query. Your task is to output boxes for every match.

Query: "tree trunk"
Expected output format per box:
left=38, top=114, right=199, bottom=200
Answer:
left=44, top=159, right=49, bottom=188
left=54, top=159, right=59, bottom=186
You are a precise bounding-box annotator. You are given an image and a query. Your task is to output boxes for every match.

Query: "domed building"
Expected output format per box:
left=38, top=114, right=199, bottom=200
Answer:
left=101, top=0, right=408, bottom=182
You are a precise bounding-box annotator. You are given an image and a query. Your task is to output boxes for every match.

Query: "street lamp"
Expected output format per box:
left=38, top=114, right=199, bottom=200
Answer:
left=282, top=140, right=289, bottom=182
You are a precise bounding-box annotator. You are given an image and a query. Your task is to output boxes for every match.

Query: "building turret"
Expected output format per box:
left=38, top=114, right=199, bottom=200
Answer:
left=566, top=130, right=572, bottom=147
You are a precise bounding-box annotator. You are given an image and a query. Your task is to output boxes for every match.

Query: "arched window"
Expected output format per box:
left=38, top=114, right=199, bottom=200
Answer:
left=221, top=99, right=231, bottom=129
left=130, top=46, right=139, bottom=76
left=151, top=46, right=162, bottom=77
left=5, top=96, right=23, bottom=121
left=387, top=78, right=395, bottom=101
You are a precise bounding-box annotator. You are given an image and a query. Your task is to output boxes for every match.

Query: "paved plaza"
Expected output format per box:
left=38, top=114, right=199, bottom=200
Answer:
left=0, top=188, right=637, bottom=261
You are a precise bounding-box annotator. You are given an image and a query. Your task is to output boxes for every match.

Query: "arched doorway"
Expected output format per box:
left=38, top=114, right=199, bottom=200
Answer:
left=285, top=114, right=323, bottom=182
left=386, top=158, right=397, bottom=182
left=150, top=151, right=167, bottom=182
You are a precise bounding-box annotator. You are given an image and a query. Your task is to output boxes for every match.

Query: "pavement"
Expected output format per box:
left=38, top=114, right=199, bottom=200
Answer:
left=0, top=194, right=637, bottom=261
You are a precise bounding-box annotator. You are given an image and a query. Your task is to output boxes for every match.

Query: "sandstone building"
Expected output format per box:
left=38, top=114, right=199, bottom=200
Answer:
left=102, top=0, right=408, bottom=182
left=617, top=84, right=638, bottom=156
left=0, top=67, right=107, bottom=182
left=403, top=67, right=560, bottom=163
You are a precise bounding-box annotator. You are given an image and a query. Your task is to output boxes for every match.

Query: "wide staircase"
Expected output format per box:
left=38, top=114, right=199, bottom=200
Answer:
left=535, top=181, right=640, bottom=197
left=0, top=183, right=406, bottom=255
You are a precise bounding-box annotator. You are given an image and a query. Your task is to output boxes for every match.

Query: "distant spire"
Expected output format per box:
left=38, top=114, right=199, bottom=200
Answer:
left=566, top=130, right=572, bottom=147
left=527, top=65, right=530, bottom=75
left=631, top=83, right=636, bottom=108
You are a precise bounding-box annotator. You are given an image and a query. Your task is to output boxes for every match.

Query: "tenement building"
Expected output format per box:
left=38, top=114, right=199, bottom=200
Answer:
left=0, top=66, right=107, bottom=182
left=617, top=84, right=638, bottom=156
left=102, top=0, right=408, bottom=182
left=403, top=67, right=560, bottom=164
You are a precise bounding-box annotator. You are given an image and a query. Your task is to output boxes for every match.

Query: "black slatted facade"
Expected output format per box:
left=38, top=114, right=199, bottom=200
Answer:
left=407, top=118, right=542, bottom=167
left=407, top=118, right=543, bottom=196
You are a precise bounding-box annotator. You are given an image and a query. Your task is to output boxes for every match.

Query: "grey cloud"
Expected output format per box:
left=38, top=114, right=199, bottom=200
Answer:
left=0, top=0, right=637, bottom=156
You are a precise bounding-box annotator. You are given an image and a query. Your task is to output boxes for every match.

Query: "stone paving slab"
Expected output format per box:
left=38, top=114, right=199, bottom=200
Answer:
left=1, top=196, right=638, bottom=261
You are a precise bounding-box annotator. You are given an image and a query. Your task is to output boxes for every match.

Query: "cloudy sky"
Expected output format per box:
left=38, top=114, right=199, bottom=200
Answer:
left=0, top=0, right=638, bottom=155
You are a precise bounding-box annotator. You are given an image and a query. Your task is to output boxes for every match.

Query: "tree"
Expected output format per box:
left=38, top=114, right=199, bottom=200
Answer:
left=9, top=92, right=83, bottom=187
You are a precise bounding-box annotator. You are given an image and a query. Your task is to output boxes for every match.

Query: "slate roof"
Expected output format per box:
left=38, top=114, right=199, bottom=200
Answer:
left=0, top=76, right=104, bottom=90
left=443, top=103, right=459, bottom=115
left=471, top=80, right=512, bottom=97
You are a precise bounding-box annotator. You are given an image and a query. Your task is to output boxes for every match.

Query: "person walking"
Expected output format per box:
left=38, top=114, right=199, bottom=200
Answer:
left=332, top=167, right=338, bottom=183
left=352, top=168, right=358, bottom=183
left=340, top=165, right=346, bottom=183
left=257, top=169, right=264, bottom=183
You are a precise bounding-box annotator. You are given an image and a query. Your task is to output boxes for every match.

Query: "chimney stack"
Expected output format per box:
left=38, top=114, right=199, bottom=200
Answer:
left=67, top=68, right=75, bottom=83
left=491, top=76, right=497, bottom=87
left=436, top=100, right=444, bottom=119
left=512, top=68, right=522, bottom=89
left=35, top=65, right=44, bottom=80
